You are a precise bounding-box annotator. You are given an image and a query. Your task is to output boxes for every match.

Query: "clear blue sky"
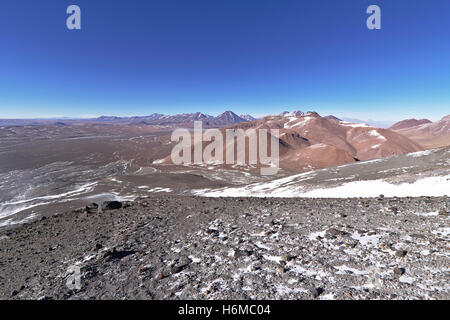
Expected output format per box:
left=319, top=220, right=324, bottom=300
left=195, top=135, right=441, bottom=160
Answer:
left=0, top=0, right=449, bottom=120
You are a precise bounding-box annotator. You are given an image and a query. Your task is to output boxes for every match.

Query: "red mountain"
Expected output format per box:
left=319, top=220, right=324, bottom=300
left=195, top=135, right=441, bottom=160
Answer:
left=390, top=115, right=450, bottom=148
left=389, top=118, right=432, bottom=130
left=155, top=111, right=423, bottom=173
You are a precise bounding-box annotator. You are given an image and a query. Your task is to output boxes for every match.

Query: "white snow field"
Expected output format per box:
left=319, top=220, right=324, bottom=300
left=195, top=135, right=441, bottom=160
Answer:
left=193, top=174, right=450, bottom=198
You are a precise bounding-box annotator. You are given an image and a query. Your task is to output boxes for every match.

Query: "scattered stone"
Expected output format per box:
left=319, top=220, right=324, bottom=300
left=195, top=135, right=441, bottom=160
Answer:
left=122, top=201, right=132, bottom=208
left=170, top=266, right=182, bottom=274
left=92, top=244, right=102, bottom=251
left=234, top=249, right=253, bottom=259
left=139, top=266, right=150, bottom=273
left=85, top=203, right=99, bottom=214
left=206, top=229, right=219, bottom=237
left=438, top=208, right=448, bottom=216
left=345, top=240, right=358, bottom=248
left=389, top=207, right=398, bottom=214
left=396, top=249, right=407, bottom=257
left=309, top=287, right=324, bottom=299
left=251, top=264, right=261, bottom=272
left=102, top=248, right=136, bottom=261
left=394, top=267, right=406, bottom=275
left=326, top=228, right=347, bottom=236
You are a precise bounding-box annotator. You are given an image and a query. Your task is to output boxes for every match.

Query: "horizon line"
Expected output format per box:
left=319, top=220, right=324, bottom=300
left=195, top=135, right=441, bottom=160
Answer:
left=0, top=110, right=447, bottom=123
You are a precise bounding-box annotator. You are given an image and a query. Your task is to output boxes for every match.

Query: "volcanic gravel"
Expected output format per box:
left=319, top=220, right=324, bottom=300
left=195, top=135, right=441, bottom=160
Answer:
left=0, top=196, right=448, bottom=300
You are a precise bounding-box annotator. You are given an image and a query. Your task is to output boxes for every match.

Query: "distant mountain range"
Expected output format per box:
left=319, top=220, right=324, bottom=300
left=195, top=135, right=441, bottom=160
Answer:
left=0, top=111, right=254, bottom=127
left=94, top=110, right=249, bottom=127
left=1, top=111, right=449, bottom=154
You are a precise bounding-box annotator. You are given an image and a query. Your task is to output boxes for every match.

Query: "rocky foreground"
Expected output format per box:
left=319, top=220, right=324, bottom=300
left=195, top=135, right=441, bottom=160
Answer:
left=0, top=196, right=448, bottom=300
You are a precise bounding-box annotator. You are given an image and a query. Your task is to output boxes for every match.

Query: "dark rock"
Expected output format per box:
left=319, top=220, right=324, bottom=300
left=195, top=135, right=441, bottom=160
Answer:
left=139, top=266, right=150, bottom=273
left=394, top=267, right=405, bottom=275
left=279, top=267, right=287, bottom=275
left=103, top=248, right=136, bottom=261
left=389, top=207, right=398, bottom=213
left=156, top=273, right=164, bottom=280
left=396, top=249, right=407, bottom=257
left=92, top=244, right=102, bottom=251
left=102, top=201, right=122, bottom=211
left=120, top=201, right=132, bottom=209
left=72, top=208, right=85, bottom=214
left=85, top=203, right=99, bottom=214
left=234, top=249, right=253, bottom=259
left=326, top=228, right=347, bottom=236
left=206, top=229, right=219, bottom=237
left=309, top=287, right=324, bottom=298
left=170, top=266, right=182, bottom=274
left=438, top=208, right=448, bottom=216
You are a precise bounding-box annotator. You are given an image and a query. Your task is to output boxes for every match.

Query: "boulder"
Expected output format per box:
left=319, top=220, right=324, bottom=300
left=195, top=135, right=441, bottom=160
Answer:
left=102, top=201, right=122, bottom=211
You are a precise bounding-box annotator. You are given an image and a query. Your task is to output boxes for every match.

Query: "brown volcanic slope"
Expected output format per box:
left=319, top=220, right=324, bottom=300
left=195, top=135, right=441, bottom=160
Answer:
left=391, top=115, right=450, bottom=148
left=156, top=112, right=423, bottom=172
left=389, top=118, right=432, bottom=130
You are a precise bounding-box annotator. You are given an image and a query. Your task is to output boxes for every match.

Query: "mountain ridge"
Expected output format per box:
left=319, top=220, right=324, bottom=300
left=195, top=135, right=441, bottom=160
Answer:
left=390, top=115, right=450, bottom=148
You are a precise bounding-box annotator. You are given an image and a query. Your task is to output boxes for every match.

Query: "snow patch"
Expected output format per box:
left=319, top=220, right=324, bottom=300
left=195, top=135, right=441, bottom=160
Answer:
left=369, top=130, right=387, bottom=141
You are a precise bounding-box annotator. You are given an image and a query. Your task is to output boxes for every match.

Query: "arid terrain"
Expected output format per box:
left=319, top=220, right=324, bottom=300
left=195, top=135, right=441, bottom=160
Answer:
left=0, top=111, right=449, bottom=300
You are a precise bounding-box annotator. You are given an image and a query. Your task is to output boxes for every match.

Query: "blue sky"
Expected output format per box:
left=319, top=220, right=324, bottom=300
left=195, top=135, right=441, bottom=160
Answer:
left=0, top=0, right=449, bottom=121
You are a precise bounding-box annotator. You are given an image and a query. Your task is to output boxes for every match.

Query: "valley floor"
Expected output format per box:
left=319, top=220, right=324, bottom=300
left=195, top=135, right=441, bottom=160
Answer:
left=1, top=196, right=448, bottom=300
